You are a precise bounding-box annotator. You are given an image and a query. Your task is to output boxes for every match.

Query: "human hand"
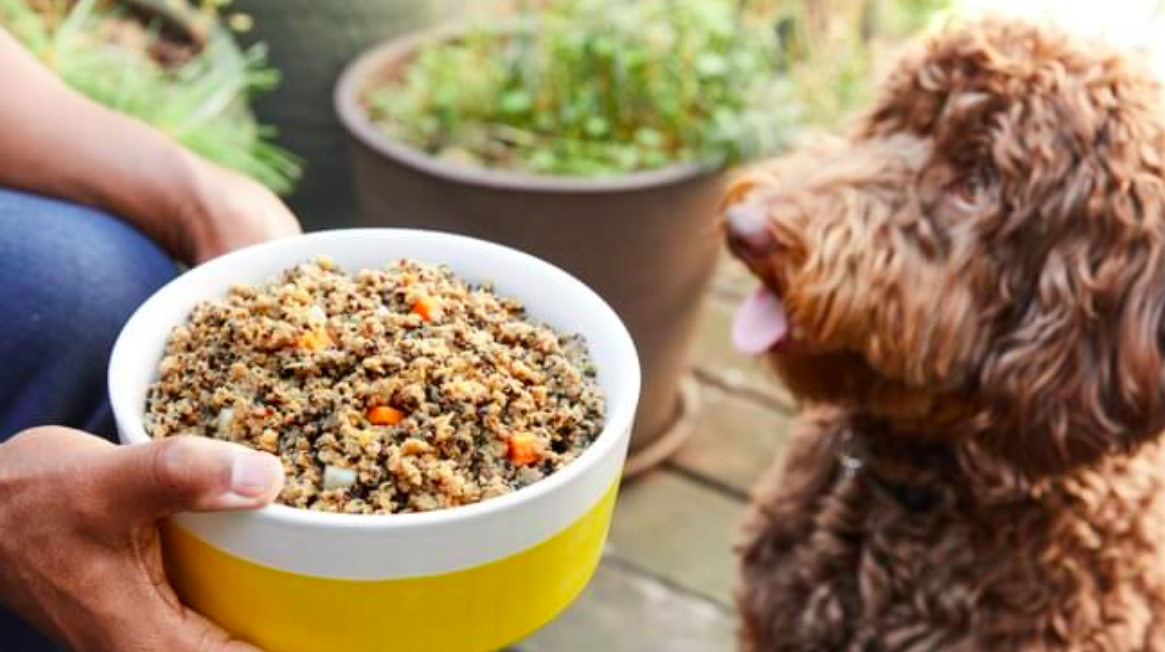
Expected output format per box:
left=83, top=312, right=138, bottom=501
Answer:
left=0, top=427, right=285, bottom=651
left=0, top=28, right=301, bottom=266
left=175, top=157, right=302, bottom=265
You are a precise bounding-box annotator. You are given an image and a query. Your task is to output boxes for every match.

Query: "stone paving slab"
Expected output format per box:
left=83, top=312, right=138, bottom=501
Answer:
left=515, top=556, right=736, bottom=652
left=671, top=383, right=795, bottom=497
left=607, top=469, right=747, bottom=606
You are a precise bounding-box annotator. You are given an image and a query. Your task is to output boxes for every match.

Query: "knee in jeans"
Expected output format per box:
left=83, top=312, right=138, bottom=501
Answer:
left=0, top=190, right=176, bottom=355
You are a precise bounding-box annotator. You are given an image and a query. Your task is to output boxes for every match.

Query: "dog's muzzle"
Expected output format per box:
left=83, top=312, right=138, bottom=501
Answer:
left=725, top=202, right=777, bottom=263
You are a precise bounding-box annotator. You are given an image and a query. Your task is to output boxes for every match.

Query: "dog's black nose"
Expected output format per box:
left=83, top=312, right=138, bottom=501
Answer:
left=725, top=202, right=777, bottom=260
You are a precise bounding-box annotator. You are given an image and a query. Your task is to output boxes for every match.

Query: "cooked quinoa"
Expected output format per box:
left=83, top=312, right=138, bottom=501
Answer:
left=145, top=257, right=606, bottom=514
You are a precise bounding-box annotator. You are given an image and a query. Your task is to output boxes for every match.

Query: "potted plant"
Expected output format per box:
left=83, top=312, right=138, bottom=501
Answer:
left=0, top=0, right=299, bottom=194
left=335, top=0, right=789, bottom=475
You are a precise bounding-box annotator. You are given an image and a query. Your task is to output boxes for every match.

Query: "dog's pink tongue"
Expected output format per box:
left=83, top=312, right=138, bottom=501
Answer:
left=733, top=286, right=789, bottom=355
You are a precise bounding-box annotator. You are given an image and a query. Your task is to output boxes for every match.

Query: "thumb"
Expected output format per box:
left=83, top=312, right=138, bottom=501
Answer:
left=99, top=436, right=285, bottom=520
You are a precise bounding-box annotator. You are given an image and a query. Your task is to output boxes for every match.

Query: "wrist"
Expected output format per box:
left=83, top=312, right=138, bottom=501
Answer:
left=63, top=105, right=214, bottom=263
left=101, top=137, right=213, bottom=264
left=165, top=147, right=218, bottom=259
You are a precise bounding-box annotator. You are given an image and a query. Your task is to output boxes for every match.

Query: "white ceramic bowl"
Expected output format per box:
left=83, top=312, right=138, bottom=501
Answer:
left=108, top=229, right=640, bottom=652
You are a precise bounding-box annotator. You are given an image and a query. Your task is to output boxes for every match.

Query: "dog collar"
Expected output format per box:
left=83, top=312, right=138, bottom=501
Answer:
left=837, top=430, right=945, bottom=513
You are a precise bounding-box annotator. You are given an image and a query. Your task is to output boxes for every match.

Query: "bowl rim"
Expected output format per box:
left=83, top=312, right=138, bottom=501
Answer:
left=110, top=228, right=641, bottom=532
left=332, top=22, right=720, bottom=195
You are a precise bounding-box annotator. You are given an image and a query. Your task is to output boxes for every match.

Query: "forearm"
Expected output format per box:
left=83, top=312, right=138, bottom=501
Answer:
left=0, top=26, right=198, bottom=248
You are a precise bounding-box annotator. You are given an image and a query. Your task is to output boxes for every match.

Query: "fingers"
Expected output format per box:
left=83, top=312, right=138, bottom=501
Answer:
left=140, top=559, right=268, bottom=652
left=164, top=610, right=268, bottom=652
left=185, top=162, right=302, bottom=264
left=0, top=428, right=282, bottom=652
left=95, top=437, right=284, bottom=521
left=266, top=194, right=302, bottom=238
left=127, top=588, right=268, bottom=652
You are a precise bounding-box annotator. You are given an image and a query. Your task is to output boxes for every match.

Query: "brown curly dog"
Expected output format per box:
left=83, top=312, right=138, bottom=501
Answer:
left=722, top=20, right=1165, bottom=652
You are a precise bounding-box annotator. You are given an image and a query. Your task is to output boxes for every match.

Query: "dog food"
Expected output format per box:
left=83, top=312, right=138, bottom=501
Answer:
left=145, top=258, right=606, bottom=514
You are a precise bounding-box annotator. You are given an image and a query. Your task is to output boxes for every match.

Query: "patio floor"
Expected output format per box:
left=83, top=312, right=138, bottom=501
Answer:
left=510, top=256, right=796, bottom=652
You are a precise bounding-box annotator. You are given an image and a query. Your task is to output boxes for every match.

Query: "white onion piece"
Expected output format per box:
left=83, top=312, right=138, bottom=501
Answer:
left=323, top=465, right=357, bottom=490
left=216, top=407, right=235, bottom=435
left=308, top=304, right=328, bottom=325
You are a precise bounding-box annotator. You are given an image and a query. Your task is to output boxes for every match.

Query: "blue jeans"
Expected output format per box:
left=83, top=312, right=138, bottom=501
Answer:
left=0, top=188, right=176, bottom=650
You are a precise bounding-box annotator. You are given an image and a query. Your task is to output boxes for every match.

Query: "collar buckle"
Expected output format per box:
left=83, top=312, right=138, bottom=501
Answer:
left=837, top=429, right=944, bottom=513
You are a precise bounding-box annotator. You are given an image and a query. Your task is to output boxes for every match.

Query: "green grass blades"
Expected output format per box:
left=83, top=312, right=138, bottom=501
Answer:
left=0, top=0, right=301, bottom=194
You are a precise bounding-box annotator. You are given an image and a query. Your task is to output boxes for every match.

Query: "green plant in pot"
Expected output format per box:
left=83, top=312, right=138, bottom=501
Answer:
left=0, top=0, right=300, bottom=194
left=367, top=0, right=788, bottom=175
left=336, top=0, right=792, bottom=475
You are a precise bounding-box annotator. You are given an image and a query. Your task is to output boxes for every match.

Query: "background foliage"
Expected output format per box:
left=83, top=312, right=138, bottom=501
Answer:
left=0, top=0, right=300, bottom=193
left=368, top=0, right=792, bottom=176
left=367, top=0, right=950, bottom=177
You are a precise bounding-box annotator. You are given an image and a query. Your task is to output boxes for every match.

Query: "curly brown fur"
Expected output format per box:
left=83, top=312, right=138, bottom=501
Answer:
left=724, top=20, right=1165, bottom=652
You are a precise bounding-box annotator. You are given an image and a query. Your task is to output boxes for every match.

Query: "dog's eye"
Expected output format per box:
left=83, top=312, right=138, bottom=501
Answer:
left=949, top=170, right=992, bottom=212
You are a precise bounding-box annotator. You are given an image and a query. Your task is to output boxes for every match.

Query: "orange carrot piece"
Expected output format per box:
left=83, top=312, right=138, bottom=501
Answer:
left=507, top=433, right=541, bottom=466
left=411, top=297, right=436, bottom=321
left=296, top=329, right=332, bottom=351
left=367, top=405, right=405, bottom=426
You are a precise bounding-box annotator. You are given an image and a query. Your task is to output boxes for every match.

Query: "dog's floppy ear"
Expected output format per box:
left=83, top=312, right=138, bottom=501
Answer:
left=975, top=114, right=1165, bottom=475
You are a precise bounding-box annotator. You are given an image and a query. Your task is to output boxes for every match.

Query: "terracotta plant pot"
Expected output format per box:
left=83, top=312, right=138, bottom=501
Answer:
left=228, top=0, right=463, bottom=229
left=335, top=26, right=725, bottom=476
